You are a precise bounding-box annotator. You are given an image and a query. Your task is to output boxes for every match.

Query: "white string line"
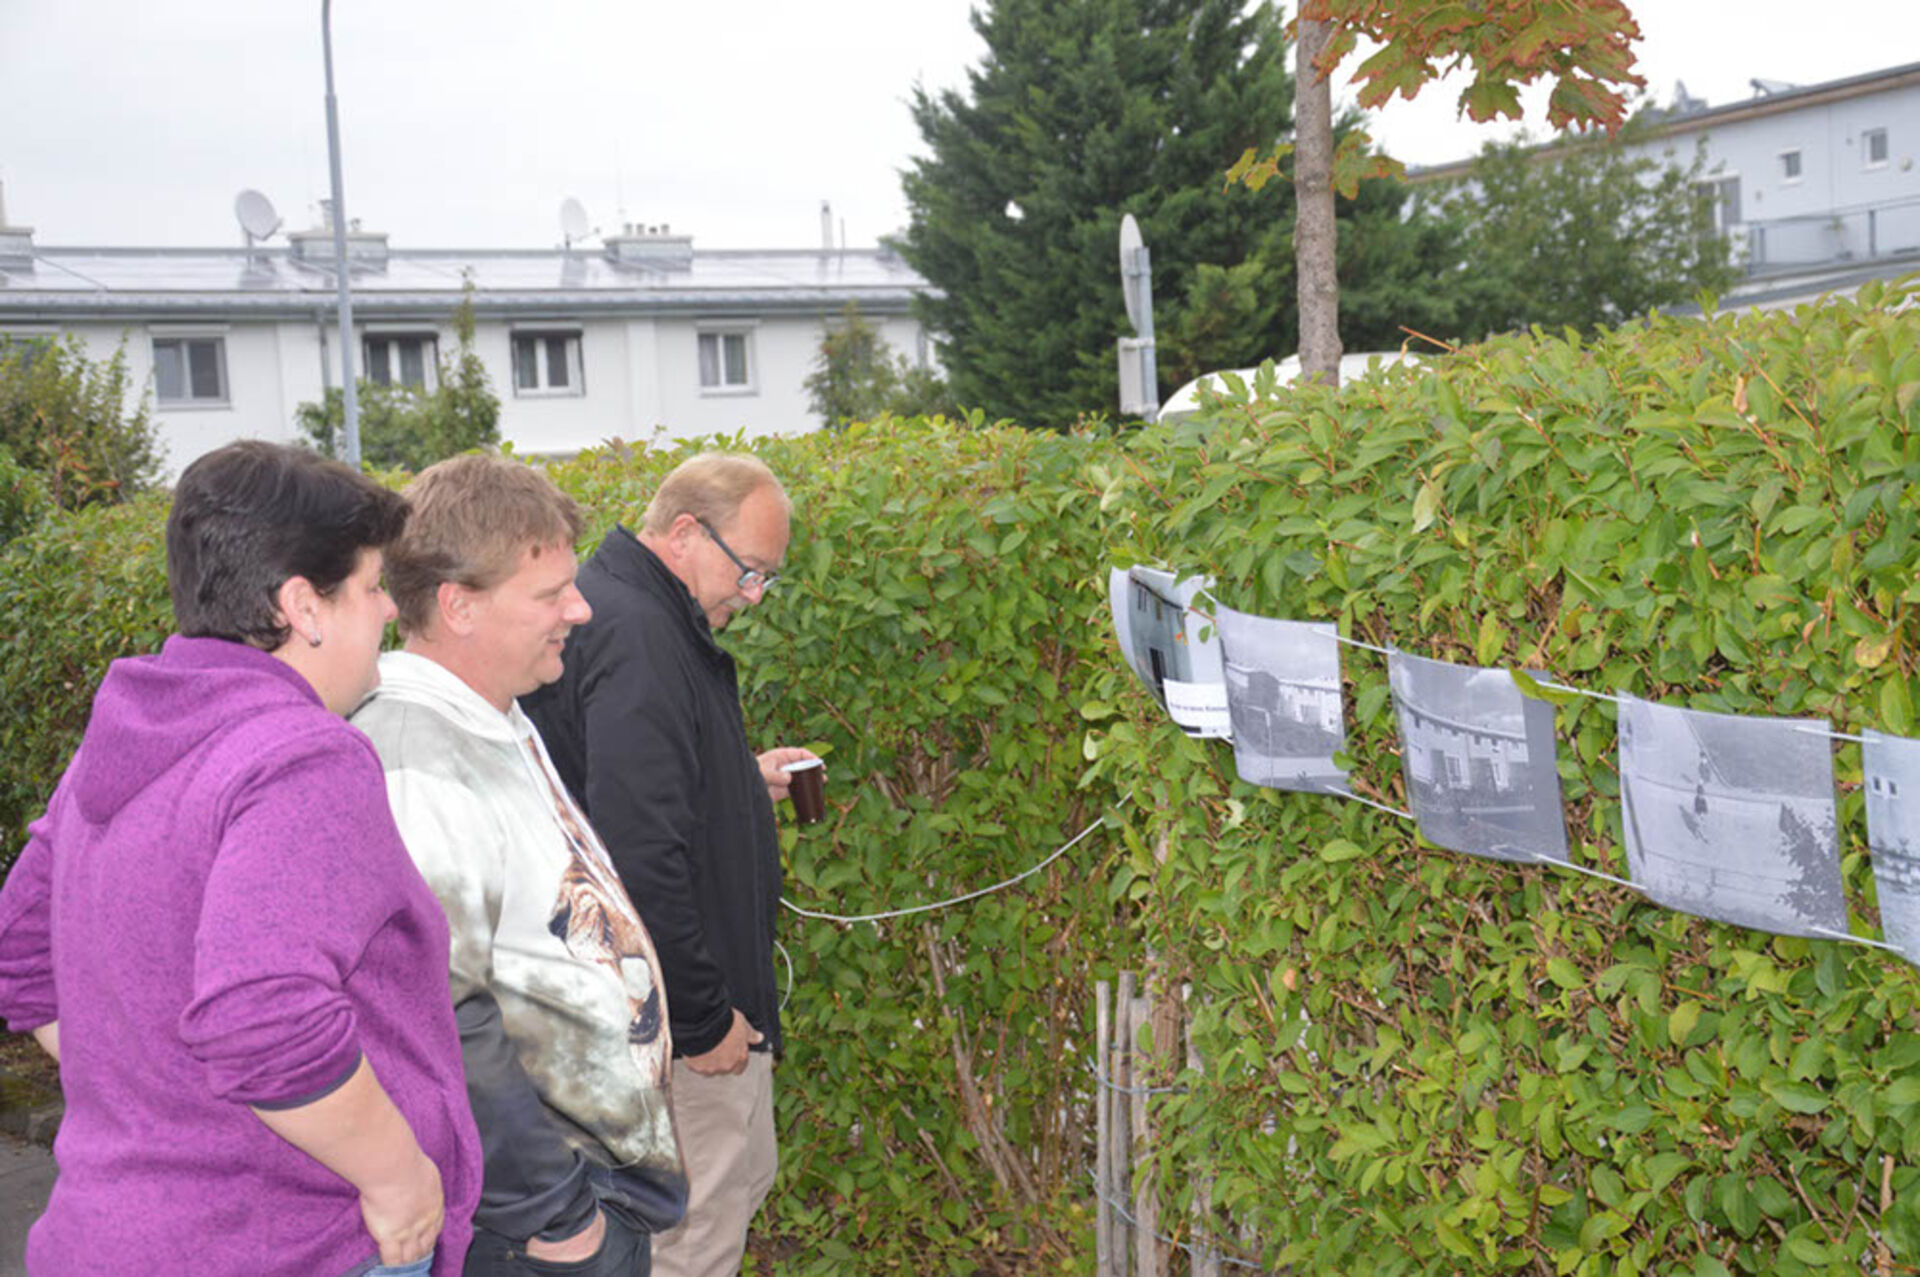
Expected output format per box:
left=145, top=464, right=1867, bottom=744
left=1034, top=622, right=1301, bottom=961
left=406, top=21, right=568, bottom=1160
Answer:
left=1792, top=725, right=1873, bottom=745
left=780, top=803, right=1119, bottom=924
left=1087, top=1171, right=1272, bottom=1273
left=1325, top=786, right=1415, bottom=820
left=1088, top=1056, right=1191, bottom=1097
left=1531, top=852, right=1644, bottom=892
left=1811, top=925, right=1906, bottom=954
left=776, top=939, right=794, bottom=1012
left=1537, top=679, right=1629, bottom=705
left=1330, top=632, right=1393, bottom=655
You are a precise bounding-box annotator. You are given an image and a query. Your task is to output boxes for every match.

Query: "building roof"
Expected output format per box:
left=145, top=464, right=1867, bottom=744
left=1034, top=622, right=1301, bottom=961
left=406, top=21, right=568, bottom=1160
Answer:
left=0, top=243, right=930, bottom=321
left=1408, top=59, right=1920, bottom=183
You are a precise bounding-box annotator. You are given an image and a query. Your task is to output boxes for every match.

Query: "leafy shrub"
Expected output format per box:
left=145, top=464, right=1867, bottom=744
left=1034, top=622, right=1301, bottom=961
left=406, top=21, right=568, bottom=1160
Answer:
left=1083, top=274, right=1920, bottom=1275
left=548, top=422, right=1129, bottom=1271
left=0, top=445, right=52, bottom=546
left=0, top=334, right=162, bottom=510
left=8, top=273, right=1920, bottom=1275
left=298, top=289, right=500, bottom=471
left=802, top=301, right=956, bottom=428
left=2, top=421, right=1133, bottom=1272
left=0, top=494, right=171, bottom=853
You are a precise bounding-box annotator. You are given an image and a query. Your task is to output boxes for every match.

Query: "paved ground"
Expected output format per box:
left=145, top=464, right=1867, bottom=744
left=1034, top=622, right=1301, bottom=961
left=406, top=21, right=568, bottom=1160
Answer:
left=0, top=1133, right=54, bottom=1277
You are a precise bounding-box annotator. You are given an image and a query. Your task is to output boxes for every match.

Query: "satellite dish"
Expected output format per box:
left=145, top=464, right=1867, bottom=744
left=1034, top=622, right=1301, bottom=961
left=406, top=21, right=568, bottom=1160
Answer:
left=1118, top=213, right=1144, bottom=332
left=234, top=189, right=281, bottom=243
left=560, top=197, right=590, bottom=247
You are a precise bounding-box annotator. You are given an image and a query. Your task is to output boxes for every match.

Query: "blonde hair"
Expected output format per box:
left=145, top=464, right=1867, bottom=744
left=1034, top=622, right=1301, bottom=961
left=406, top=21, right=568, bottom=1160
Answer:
left=640, top=452, right=789, bottom=537
left=387, top=453, right=584, bottom=635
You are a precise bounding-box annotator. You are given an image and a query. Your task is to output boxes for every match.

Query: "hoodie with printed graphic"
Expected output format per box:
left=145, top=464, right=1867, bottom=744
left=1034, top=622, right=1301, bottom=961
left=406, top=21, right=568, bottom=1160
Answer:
left=353, top=650, right=685, bottom=1244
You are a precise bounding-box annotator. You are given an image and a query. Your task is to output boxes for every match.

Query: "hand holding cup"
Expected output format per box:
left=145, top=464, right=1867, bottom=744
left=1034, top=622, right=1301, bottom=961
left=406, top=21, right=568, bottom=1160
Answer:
left=781, top=758, right=826, bottom=825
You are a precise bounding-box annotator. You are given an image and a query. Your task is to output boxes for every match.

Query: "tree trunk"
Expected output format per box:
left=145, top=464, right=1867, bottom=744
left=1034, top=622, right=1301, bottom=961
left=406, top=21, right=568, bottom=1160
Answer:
left=1292, top=15, right=1342, bottom=388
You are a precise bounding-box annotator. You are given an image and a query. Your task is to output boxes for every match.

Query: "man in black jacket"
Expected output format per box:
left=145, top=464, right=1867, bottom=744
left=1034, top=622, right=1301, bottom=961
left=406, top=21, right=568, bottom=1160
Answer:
left=525, top=452, right=814, bottom=1277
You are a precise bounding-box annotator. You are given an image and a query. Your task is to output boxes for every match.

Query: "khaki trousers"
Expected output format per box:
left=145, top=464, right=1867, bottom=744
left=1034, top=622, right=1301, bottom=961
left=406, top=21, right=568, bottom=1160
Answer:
left=650, top=1052, right=777, bottom=1277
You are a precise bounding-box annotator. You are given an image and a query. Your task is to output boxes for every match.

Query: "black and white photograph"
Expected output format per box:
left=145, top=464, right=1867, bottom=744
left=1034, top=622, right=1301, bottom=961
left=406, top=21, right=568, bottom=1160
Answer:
left=1388, top=652, right=1568, bottom=863
left=1864, top=729, right=1920, bottom=966
left=1107, top=566, right=1229, bottom=738
left=1618, top=696, right=1846, bottom=939
left=1217, top=607, right=1348, bottom=794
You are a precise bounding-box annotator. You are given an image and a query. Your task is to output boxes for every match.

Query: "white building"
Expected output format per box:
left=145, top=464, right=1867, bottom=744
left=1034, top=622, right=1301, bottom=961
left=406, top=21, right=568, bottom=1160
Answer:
left=1413, top=60, right=1920, bottom=310
left=0, top=204, right=932, bottom=475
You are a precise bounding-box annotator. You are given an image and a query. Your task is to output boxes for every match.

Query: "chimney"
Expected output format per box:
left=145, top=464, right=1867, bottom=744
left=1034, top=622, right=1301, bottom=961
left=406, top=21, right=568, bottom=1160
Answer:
left=604, top=223, right=693, bottom=270
left=0, top=181, right=35, bottom=263
left=820, top=200, right=833, bottom=251
left=287, top=199, right=390, bottom=267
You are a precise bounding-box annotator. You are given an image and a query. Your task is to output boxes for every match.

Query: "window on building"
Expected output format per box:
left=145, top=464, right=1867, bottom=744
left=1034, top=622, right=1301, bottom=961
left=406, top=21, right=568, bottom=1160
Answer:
left=697, top=330, right=753, bottom=392
left=364, top=333, right=438, bottom=390
left=511, top=331, right=583, bottom=397
left=0, top=333, right=54, bottom=373
left=1779, top=149, right=1802, bottom=181
left=1692, top=176, right=1742, bottom=233
left=153, top=336, right=228, bottom=406
left=1865, top=127, right=1890, bottom=168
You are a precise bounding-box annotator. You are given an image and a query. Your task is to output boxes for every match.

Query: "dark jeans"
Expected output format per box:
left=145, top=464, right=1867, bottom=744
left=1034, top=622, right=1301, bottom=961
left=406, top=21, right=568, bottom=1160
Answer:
left=464, top=1206, right=650, bottom=1277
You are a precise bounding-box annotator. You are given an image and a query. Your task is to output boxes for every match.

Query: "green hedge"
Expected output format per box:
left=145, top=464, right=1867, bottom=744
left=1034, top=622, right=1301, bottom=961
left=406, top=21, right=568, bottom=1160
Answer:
left=0, top=424, right=1133, bottom=1274
left=548, top=425, right=1130, bottom=1271
left=1082, top=276, right=1920, bottom=1275
left=6, top=274, right=1920, bottom=1275
left=0, top=492, right=172, bottom=849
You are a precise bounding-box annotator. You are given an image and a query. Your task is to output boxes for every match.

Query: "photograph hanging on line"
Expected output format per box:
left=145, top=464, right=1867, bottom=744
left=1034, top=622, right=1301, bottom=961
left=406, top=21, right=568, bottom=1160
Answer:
left=1107, top=566, right=1229, bottom=739
left=1217, top=606, right=1348, bottom=794
left=1387, top=651, right=1569, bottom=864
left=1618, top=696, right=1846, bottom=939
left=1863, top=729, right=1920, bottom=966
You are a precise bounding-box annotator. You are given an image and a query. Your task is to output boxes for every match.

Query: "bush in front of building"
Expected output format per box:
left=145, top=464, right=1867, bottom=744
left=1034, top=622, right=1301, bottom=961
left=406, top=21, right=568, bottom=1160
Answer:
left=803, top=300, right=959, bottom=428
left=0, top=333, right=162, bottom=513
left=298, top=289, right=500, bottom=471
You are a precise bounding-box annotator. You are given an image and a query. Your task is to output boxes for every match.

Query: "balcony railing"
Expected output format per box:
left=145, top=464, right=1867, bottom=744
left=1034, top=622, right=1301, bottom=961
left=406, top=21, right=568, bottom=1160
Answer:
left=1734, top=195, right=1920, bottom=276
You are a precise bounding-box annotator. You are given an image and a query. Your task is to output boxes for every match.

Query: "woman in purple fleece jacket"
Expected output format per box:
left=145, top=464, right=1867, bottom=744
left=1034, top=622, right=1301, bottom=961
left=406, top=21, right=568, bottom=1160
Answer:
left=0, top=442, right=482, bottom=1277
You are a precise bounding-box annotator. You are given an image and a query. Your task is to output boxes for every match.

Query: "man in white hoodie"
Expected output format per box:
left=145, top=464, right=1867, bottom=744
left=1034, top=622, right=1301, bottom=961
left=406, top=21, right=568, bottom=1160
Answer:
left=353, top=454, right=683, bottom=1277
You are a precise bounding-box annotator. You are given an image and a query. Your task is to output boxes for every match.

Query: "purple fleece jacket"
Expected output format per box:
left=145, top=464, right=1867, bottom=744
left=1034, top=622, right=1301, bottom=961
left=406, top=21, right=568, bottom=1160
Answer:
left=0, top=636, right=481, bottom=1277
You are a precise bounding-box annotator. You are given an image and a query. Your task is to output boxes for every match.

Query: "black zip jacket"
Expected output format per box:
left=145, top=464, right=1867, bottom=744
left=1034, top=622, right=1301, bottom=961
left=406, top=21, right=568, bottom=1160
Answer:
left=524, top=526, right=782, bottom=1058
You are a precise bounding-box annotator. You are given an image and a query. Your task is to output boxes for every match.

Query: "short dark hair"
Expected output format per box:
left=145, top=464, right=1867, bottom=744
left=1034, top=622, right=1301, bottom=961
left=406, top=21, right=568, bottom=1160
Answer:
left=166, top=442, right=409, bottom=650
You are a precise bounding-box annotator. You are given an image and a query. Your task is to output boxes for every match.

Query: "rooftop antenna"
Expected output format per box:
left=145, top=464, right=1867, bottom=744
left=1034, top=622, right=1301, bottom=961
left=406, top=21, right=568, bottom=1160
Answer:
left=235, top=189, right=283, bottom=248
left=560, top=196, right=596, bottom=249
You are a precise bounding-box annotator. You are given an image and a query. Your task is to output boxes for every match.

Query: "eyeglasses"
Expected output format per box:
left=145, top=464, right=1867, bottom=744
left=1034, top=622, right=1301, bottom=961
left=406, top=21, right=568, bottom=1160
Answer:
left=698, top=519, right=780, bottom=593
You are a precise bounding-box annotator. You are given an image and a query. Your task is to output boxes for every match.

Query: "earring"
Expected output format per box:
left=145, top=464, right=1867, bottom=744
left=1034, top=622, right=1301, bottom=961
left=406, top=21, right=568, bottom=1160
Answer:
left=307, top=631, right=323, bottom=648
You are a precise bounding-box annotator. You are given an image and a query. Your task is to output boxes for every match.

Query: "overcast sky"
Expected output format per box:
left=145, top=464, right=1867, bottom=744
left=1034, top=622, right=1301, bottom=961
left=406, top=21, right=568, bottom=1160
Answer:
left=0, top=1, right=1910, bottom=251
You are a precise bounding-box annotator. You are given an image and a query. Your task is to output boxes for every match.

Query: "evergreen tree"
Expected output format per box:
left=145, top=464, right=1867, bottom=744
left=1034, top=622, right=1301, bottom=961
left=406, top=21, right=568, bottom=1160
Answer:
left=902, top=0, right=1294, bottom=424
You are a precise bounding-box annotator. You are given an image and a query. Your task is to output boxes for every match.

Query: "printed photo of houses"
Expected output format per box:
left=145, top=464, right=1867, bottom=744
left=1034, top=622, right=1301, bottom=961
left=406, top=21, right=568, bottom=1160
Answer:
left=1864, top=729, right=1920, bottom=966
left=1217, top=607, right=1348, bottom=794
left=1107, top=566, right=1228, bottom=738
left=1388, top=652, right=1568, bottom=864
left=1618, top=697, right=1846, bottom=939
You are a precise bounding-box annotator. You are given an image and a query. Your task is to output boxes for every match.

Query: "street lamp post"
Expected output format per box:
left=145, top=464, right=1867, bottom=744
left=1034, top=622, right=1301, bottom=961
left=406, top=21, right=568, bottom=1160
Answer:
left=321, top=0, right=360, bottom=467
